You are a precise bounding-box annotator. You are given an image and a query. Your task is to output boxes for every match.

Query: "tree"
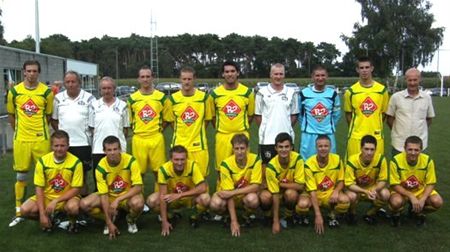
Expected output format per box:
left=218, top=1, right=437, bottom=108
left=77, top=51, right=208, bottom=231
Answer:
left=0, top=8, right=6, bottom=45
left=341, top=0, right=444, bottom=77
left=41, top=34, right=73, bottom=58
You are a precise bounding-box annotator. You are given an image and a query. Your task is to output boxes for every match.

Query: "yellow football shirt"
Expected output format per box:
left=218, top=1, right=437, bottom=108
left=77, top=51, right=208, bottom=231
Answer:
left=7, top=82, right=54, bottom=141
left=210, top=83, right=254, bottom=133
left=343, top=81, right=389, bottom=139
left=34, top=152, right=83, bottom=200
left=266, top=152, right=305, bottom=194
left=219, top=153, right=262, bottom=191
left=127, top=89, right=168, bottom=137
left=390, top=152, right=436, bottom=192
left=165, top=90, right=213, bottom=151
left=96, top=153, right=143, bottom=198
left=345, top=153, right=388, bottom=188
left=158, top=159, right=205, bottom=193
left=305, top=153, right=344, bottom=195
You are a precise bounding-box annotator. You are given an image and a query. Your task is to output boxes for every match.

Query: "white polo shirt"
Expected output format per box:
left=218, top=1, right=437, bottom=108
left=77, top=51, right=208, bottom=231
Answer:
left=386, top=89, right=435, bottom=151
left=89, top=97, right=129, bottom=154
left=52, top=89, right=95, bottom=146
left=255, top=84, right=299, bottom=145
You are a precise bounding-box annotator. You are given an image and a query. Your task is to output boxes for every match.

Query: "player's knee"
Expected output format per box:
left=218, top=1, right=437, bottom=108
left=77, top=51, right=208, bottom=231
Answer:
left=146, top=193, right=160, bottom=209
left=66, top=201, right=80, bottom=216
left=284, top=189, right=299, bottom=203
left=16, top=172, right=28, bottom=182
left=209, top=195, right=225, bottom=212
left=130, top=197, right=145, bottom=212
left=244, top=193, right=259, bottom=209
left=259, top=191, right=272, bottom=205
left=346, top=191, right=358, bottom=203
left=79, top=198, right=91, bottom=212
left=197, top=193, right=211, bottom=207
left=297, top=197, right=310, bottom=209
left=389, top=194, right=404, bottom=209
left=379, top=189, right=390, bottom=202
left=338, top=193, right=350, bottom=204
left=430, top=195, right=444, bottom=209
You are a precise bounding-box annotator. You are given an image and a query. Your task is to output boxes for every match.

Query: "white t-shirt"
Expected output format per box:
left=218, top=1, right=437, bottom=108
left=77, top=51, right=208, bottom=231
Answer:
left=88, top=98, right=129, bottom=154
left=255, top=84, right=299, bottom=145
left=52, top=89, right=95, bottom=146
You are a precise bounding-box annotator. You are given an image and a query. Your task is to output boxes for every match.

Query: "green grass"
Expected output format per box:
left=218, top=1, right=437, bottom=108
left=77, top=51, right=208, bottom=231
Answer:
left=1, top=97, right=450, bottom=251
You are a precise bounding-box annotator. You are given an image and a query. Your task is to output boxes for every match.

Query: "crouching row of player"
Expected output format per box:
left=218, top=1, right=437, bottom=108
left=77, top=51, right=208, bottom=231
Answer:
left=19, top=130, right=443, bottom=238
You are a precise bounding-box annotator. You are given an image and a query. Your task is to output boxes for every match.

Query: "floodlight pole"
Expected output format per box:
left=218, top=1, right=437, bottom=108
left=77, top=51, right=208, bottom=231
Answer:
left=35, top=0, right=40, bottom=53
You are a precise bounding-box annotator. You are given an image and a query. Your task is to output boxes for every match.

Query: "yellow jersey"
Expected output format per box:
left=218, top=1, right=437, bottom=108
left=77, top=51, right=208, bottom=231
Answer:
left=158, top=159, right=205, bottom=193
left=343, top=81, right=389, bottom=139
left=219, top=153, right=262, bottom=191
left=127, top=89, right=168, bottom=137
left=165, top=90, right=213, bottom=151
left=345, top=153, right=388, bottom=188
left=34, top=152, right=83, bottom=200
left=7, top=82, right=53, bottom=141
left=390, top=152, right=436, bottom=192
left=266, top=152, right=305, bottom=194
left=305, top=153, right=344, bottom=194
left=96, top=153, right=143, bottom=198
left=210, top=83, right=254, bottom=133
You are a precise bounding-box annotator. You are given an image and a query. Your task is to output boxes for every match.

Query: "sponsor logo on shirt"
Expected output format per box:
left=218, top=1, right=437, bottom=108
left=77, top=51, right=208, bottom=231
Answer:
left=21, top=99, right=39, bottom=117
left=138, top=104, right=156, bottom=123
left=222, top=99, right=241, bottom=120
left=50, top=173, right=68, bottom=193
left=318, top=176, right=334, bottom=191
left=235, top=177, right=249, bottom=189
left=109, top=175, right=128, bottom=193
left=356, top=174, right=373, bottom=187
left=311, top=102, right=329, bottom=122
left=174, top=182, right=190, bottom=193
left=281, top=177, right=290, bottom=183
left=181, top=106, right=199, bottom=126
left=402, top=175, right=421, bottom=190
left=360, top=97, right=378, bottom=117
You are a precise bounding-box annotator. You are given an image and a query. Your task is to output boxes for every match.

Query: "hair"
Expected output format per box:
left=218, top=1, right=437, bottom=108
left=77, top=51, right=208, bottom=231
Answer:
left=51, top=130, right=69, bottom=143
left=404, top=136, right=423, bottom=150
left=139, top=65, right=153, bottom=77
left=99, top=76, right=116, bottom=89
left=169, top=145, right=188, bottom=158
left=311, top=65, right=327, bottom=75
left=23, top=60, right=41, bottom=73
left=180, top=66, right=196, bottom=77
left=230, top=133, right=249, bottom=147
left=360, top=135, right=377, bottom=148
left=64, top=70, right=81, bottom=84
left=405, top=68, right=421, bottom=78
left=357, top=56, right=373, bottom=66
left=275, top=132, right=293, bottom=146
left=222, top=60, right=240, bottom=73
left=270, top=63, right=285, bottom=74
left=102, top=135, right=121, bottom=149
left=316, top=134, right=331, bottom=144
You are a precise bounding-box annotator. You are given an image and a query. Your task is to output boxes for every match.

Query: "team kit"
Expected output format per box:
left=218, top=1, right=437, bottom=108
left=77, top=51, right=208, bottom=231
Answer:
left=6, top=58, right=443, bottom=238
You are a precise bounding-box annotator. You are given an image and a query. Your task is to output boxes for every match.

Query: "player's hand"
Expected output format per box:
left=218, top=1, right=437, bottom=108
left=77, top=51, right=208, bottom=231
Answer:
left=161, top=221, right=173, bottom=236
left=417, top=197, right=427, bottom=212
left=217, top=190, right=234, bottom=199
left=230, top=220, right=240, bottom=237
left=108, top=223, right=120, bottom=240
left=272, top=220, right=281, bottom=234
left=314, top=215, right=324, bottom=235
left=39, top=214, right=52, bottom=230
left=163, top=193, right=181, bottom=203
left=367, top=190, right=377, bottom=200
left=410, top=196, right=421, bottom=213
left=45, top=199, right=58, bottom=215
left=329, top=191, right=339, bottom=204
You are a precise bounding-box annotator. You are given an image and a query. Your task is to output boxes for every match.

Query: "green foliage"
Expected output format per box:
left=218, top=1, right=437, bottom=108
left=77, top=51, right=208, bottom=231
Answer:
left=342, top=0, right=444, bottom=77
left=0, top=8, right=6, bottom=45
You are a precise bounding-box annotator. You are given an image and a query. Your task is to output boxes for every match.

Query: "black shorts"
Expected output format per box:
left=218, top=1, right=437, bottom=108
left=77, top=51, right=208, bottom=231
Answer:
left=69, top=146, right=92, bottom=171
left=259, top=144, right=277, bottom=164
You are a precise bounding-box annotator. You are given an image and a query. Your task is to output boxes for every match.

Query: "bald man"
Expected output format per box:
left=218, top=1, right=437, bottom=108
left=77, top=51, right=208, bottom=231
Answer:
left=386, top=68, right=435, bottom=156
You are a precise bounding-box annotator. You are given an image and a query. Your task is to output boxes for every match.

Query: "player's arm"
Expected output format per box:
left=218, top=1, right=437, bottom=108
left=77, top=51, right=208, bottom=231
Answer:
left=173, top=182, right=207, bottom=200
left=219, top=184, right=259, bottom=199
left=392, top=184, right=418, bottom=202
left=290, top=114, right=298, bottom=127
left=227, top=197, right=240, bottom=237
left=330, top=181, right=344, bottom=203
left=417, top=184, right=435, bottom=211
left=272, top=193, right=281, bottom=234
left=46, top=187, right=81, bottom=215
left=374, top=181, right=387, bottom=192
left=279, top=182, right=304, bottom=191
left=254, top=115, right=262, bottom=126
left=100, top=194, right=120, bottom=239
left=7, top=114, right=15, bottom=130
left=310, top=190, right=324, bottom=234
left=158, top=184, right=172, bottom=236
left=36, top=186, right=51, bottom=229
left=426, top=117, right=432, bottom=127
left=386, top=115, right=394, bottom=129
left=348, top=184, right=371, bottom=195
left=50, top=119, right=59, bottom=130
left=345, top=112, right=352, bottom=125
left=113, top=185, right=142, bottom=205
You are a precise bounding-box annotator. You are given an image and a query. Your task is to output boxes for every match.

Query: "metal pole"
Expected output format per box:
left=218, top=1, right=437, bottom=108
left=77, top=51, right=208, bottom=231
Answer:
left=35, top=0, right=40, bottom=53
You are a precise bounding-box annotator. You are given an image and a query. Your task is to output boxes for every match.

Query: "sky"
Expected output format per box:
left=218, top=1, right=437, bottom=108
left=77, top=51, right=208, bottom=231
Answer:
left=1, top=0, right=449, bottom=75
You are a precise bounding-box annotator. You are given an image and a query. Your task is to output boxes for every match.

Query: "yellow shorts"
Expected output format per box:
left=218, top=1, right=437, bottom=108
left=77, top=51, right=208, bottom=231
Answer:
left=188, top=149, right=209, bottom=177
left=347, top=137, right=384, bottom=159
left=29, top=194, right=80, bottom=211
left=316, top=190, right=334, bottom=208
left=215, top=131, right=249, bottom=171
left=391, top=188, right=439, bottom=200
left=13, top=140, right=50, bottom=172
left=169, top=197, right=194, bottom=209
left=132, top=133, right=166, bottom=174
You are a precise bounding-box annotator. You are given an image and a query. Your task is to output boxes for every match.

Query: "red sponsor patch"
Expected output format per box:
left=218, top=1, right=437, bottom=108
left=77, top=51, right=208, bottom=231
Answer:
left=356, top=174, right=373, bottom=187
left=49, top=173, right=68, bottom=193
left=318, top=176, right=334, bottom=191
left=181, top=106, right=199, bottom=126
left=281, top=178, right=290, bottom=183
left=138, top=104, right=156, bottom=124
left=222, top=100, right=241, bottom=120
left=402, top=175, right=421, bottom=190
left=109, top=175, right=128, bottom=193
left=174, top=182, right=190, bottom=193
left=21, top=99, right=39, bottom=117
left=310, top=102, right=329, bottom=122
left=235, top=177, right=249, bottom=189
left=359, top=97, right=378, bottom=117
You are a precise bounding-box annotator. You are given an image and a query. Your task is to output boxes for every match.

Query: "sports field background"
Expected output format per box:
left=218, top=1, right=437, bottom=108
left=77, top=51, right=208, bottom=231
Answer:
left=0, top=97, right=449, bottom=251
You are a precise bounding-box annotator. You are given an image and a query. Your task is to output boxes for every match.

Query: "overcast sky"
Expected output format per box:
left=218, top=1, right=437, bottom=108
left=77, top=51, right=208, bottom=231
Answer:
left=1, top=0, right=449, bottom=75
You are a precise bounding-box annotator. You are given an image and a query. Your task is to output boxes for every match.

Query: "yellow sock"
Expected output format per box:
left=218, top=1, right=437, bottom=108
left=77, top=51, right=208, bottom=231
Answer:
left=335, top=202, right=350, bottom=214
left=15, top=181, right=27, bottom=214
left=295, top=204, right=309, bottom=215
left=89, top=207, right=105, bottom=220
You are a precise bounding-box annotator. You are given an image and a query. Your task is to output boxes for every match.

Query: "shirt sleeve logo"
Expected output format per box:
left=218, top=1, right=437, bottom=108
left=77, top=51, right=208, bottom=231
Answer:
left=181, top=106, right=199, bottom=126
left=311, top=102, right=329, bottom=122
left=138, top=104, right=156, bottom=124
left=222, top=99, right=241, bottom=120
left=109, top=175, right=128, bottom=193
left=49, top=173, right=68, bottom=193
left=359, top=97, right=378, bottom=117
left=318, top=176, right=334, bottom=191
left=21, top=99, right=40, bottom=117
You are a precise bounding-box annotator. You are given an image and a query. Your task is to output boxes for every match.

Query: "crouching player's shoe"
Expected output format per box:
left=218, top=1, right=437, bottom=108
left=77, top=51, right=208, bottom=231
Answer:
left=126, top=214, right=139, bottom=234
left=9, top=216, right=25, bottom=227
